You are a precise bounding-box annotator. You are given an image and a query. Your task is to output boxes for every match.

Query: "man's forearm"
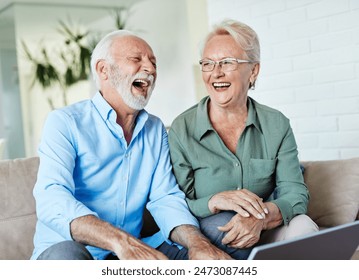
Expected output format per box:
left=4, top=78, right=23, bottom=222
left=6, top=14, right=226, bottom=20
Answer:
left=70, top=214, right=168, bottom=260
left=170, top=224, right=210, bottom=249
left=70, top=214, right=126, bottom=253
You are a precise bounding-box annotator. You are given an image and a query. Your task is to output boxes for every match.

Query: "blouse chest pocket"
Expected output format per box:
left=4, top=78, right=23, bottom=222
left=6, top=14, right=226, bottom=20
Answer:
left=247, top=158, right=277, bottom=199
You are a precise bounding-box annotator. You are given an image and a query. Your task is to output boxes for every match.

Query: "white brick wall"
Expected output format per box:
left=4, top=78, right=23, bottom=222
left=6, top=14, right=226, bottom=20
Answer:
left=206, top=0, right=359, bottom=161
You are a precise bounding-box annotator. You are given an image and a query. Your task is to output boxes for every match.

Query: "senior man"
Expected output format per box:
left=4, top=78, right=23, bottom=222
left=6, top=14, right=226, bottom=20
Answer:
left=31, top=30, right=231, bottom=260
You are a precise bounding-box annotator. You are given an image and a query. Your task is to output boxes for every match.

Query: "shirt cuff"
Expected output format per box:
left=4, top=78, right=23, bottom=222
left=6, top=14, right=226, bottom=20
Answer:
left=187, top=195, right=213, bottom=218
left=271, top=198, right=294, bottom=225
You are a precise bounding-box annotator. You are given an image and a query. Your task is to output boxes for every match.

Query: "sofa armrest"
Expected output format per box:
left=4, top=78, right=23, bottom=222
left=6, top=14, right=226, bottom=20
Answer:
left=0, top=157, right=39, bottom=259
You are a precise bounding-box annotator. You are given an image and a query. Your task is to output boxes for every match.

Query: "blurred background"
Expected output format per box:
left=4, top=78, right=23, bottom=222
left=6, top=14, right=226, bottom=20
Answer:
left=0, top=0, right=358, bottom=161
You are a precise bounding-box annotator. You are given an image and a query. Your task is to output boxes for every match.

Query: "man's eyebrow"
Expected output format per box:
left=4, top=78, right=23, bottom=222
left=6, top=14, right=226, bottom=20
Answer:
left=126, top=52, right=141, bottom=57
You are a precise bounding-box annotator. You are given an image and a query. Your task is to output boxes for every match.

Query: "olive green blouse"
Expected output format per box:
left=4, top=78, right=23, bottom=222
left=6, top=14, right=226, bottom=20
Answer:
left=168, top=96, right=309, bottom=225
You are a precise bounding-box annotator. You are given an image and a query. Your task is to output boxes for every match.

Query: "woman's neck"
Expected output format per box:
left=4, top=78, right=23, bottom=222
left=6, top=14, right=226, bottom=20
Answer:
left=208, top=98, right=248, bottom=125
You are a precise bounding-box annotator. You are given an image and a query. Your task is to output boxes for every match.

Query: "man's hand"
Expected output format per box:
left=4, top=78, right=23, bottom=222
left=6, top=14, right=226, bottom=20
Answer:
left=71, top=215, right=168, bottom=260
left=208, top=189, right=268, bottom=219
left=170, top=225, right=233, bottom=260
left=112, top=234, right=168, bottom=260
left=188, top=239, right=233, bottom=260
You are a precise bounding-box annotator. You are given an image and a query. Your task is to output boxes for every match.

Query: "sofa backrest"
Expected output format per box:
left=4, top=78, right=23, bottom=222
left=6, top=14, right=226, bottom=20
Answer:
left=301, top=157, right=359, bottom=228
left=1, top=156, right=358, bottom=259
left=0, top=157, right=39, bottom=260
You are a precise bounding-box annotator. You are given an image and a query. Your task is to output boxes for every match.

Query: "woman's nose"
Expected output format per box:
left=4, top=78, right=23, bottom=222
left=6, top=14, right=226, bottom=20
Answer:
left=212, top=63, right=225, bottom=78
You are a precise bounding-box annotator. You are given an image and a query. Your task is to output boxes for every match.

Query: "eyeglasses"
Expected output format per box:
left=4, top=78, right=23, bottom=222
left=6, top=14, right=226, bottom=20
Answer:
left=199, top=57, right=256, bottom=72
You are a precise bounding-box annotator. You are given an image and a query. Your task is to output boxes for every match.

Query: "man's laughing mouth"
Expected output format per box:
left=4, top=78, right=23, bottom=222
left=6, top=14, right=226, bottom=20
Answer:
left=132, top=79, right=151, bottom=92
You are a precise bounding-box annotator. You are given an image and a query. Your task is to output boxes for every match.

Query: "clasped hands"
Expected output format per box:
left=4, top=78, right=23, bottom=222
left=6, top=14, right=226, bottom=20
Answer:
left=208, top=189, right=269, bottom=249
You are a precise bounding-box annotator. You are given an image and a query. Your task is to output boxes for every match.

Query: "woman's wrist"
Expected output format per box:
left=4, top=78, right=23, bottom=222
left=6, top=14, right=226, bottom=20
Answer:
left=208, top=195, right=220, bottom=214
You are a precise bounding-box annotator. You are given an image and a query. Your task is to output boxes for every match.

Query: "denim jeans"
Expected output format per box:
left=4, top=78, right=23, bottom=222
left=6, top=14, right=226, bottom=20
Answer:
left=36, top=240, right=188, bottom=260
left=199, top=211, right=319, bottom=260
left=37, top=240, right=94, bottom=260
left=199, top=211, right=253, bottom=260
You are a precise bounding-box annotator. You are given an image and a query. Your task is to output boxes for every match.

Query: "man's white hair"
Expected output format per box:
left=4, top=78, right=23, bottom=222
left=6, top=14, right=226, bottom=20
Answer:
left=90, top=30, right=134, bottom=89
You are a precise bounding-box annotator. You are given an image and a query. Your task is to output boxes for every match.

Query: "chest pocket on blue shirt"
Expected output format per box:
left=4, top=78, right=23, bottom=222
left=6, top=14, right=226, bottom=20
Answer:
left=248, top=158, right=277, bottom=199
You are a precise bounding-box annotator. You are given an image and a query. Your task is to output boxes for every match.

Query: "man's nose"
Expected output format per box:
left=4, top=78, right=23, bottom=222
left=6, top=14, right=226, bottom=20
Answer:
left=142, top=58, right=156, bottom=75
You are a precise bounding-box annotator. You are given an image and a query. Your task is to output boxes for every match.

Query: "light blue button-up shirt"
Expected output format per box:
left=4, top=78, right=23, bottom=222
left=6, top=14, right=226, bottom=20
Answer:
left=31, top=92, right=198, bottom=260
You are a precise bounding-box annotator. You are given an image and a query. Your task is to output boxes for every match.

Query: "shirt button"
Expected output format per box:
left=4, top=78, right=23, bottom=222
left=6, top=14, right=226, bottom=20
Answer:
left=235, top=163, right=240, bottom=167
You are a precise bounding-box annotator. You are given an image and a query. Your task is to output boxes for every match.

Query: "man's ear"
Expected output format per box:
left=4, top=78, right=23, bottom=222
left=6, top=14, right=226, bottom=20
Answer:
left=96, top=60, right=109, bottom=81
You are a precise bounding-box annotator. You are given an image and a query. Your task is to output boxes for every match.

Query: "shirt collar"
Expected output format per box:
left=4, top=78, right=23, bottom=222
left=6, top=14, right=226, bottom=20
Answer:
left=92, top=91, right=113, bottom=121
left=247, top=96, right=262, bottom=133
left=92, top=91, right=149, bottom=134
left=195, top=96, right=262, bottom=140
left=195, top=96, right=213, bottom=140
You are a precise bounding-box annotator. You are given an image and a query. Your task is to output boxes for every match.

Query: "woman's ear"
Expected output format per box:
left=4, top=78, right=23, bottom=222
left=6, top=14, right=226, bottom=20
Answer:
left=251, top=63, right=260, bottom=81
left=249, top=63, right=260, bottom=90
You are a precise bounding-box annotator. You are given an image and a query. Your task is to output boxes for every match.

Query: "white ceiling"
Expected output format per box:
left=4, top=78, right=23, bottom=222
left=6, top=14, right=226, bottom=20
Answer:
left=0, top=0, right=140, bottom=12
left=0, top=0, right=142, bottom=25
left=0, top=0, right=145, bottom=48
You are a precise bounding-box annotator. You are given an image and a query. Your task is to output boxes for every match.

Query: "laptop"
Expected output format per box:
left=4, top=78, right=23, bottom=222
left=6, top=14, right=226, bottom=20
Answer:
left=248, top=220, right=359, bottom=260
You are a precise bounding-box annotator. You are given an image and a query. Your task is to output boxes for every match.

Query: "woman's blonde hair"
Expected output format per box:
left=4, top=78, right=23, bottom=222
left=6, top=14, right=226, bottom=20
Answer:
left=200, top=19, right=260, bottom=62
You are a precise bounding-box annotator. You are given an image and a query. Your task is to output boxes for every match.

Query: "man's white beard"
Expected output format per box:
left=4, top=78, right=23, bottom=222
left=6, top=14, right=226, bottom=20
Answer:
left=109, top=64, right=155, bottom=110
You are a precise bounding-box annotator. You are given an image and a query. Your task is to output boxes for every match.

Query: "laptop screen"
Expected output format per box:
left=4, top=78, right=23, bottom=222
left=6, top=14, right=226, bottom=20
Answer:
left=248, top=220, right=359, bottom=260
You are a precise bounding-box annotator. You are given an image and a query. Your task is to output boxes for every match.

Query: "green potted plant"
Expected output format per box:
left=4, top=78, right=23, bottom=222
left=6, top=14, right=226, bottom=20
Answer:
left=22, top=8, right=129, bottom=110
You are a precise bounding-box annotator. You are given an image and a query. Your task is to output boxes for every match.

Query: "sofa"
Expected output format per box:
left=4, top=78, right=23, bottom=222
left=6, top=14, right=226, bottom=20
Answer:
left=0, top=156, right=358, bottom=260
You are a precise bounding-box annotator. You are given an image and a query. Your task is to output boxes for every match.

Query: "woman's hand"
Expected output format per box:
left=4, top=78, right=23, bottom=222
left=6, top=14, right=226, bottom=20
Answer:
left=218, top=214, right=264, bottom=248
left=208, top=189, right=268, bottom=219
left=216, top=202, right=283, bottom=249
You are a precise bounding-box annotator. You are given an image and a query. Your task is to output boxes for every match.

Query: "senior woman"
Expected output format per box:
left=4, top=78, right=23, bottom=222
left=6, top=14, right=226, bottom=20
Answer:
left=168, top=19, right=318, bottom=259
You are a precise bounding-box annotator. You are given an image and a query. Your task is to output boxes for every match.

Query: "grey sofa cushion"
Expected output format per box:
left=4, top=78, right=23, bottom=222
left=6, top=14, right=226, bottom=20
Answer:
left=0, top=157, right=39, bottom=260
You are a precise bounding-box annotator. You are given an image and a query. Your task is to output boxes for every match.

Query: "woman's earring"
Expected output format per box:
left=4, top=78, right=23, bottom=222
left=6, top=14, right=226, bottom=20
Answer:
left=249, top=80, right=256, bottom=90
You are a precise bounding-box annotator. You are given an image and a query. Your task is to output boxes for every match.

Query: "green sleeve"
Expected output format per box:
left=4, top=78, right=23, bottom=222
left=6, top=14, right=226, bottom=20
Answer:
left=269, top=123, right=309, bottom=225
